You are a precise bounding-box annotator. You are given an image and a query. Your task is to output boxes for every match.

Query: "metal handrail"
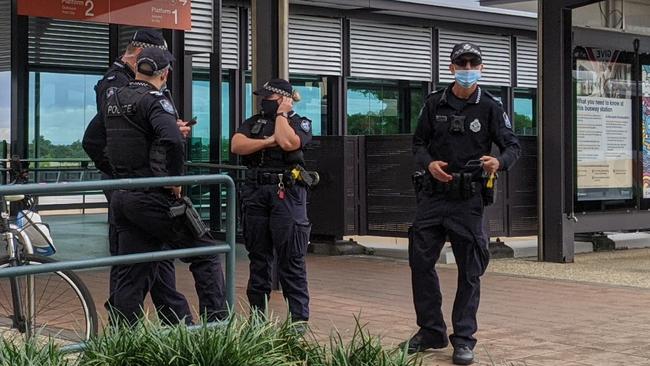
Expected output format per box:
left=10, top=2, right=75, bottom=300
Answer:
left=0, top=174, right=237, bottom=335
left=185, top=162, right=248, bottom=171
left=0, top=158, right=94, bottom=163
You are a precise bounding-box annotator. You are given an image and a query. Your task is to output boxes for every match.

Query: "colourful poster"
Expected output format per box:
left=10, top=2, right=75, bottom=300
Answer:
left=574, top=48, right=633, bottom=201
left=642, top=65, right=650, bottom=198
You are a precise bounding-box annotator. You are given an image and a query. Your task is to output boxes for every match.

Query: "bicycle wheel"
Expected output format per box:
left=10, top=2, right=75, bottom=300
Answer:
left=0, top=254, right=98, bottom=344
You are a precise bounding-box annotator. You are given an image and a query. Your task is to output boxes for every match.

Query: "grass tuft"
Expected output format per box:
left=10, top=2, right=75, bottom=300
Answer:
left=1, top=312, right=421, bottom=366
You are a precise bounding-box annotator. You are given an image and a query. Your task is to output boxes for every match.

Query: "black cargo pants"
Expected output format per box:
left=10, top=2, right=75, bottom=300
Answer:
left=409, top=190, right=490, bottom=349
left=241, top=179, right=311, bottom=322
left=109, top=190, right=227, bottom=325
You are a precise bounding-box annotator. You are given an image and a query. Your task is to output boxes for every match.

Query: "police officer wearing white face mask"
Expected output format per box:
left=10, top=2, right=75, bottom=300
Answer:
left=402, top=42, right=520, bottom=365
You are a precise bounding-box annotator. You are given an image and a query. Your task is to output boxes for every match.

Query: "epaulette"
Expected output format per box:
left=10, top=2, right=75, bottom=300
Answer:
left=288, top=111, right=301, bottom=121
left=428, top=88, right=444, bottom=96
left=149, top=90, right=163, bottom=97
left=483, top=90, right=503, bottom=107
left=424, top=88, right=445, bottom=100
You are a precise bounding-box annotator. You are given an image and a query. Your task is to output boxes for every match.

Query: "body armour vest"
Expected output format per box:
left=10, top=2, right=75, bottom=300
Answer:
left=105, top=84, right=159, bottom=178
left=242, top=114, right=305, bottom=169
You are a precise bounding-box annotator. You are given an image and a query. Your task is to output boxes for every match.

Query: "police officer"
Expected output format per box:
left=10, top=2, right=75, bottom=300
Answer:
left=402, top=43, right=520, bottom=365
left=231, top=79, right=313, bottom=323
left=103, top=47, right=226, bottom=324
left=82, top=29, right=193, bottom=325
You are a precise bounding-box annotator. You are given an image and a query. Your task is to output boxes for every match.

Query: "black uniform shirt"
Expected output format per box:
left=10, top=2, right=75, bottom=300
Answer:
left=237, top=112, right=312, bottom=168
left=95, top=60, right=135, bottom=112
left=413, top=83, right=521, bottom=174
left=82, top=59, right=136, bottom=175
left=104, top=80, right=185, bottom=177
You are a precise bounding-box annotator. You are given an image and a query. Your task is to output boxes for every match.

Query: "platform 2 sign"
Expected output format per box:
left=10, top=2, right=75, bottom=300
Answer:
left=17, top=0, right=192, bottom=31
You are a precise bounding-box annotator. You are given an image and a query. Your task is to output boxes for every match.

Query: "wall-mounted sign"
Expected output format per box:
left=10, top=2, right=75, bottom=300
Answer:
left=17, top=0, right=192, bottom=31
left=642, top=65, right=650, bottom=198
left=575, top=48, right=633, bottom=202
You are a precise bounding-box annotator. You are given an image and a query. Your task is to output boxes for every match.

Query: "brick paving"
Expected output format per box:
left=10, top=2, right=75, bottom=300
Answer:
left=77, top=252, right=650, bottom=366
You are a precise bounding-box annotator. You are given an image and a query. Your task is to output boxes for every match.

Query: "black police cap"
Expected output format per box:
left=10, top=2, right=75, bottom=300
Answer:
left=450, top=42, right=483, bottom=64
left=254, top=79, right=293, bottom=98
left=136, top=47, right=175, bottom=76
left=130, top=29, right=168, bottom=50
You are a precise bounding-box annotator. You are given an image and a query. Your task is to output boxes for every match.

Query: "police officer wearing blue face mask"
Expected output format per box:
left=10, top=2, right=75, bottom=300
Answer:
left=401, top=42, right=520, bottom=365
left=231, top=79, right=313, bottom=325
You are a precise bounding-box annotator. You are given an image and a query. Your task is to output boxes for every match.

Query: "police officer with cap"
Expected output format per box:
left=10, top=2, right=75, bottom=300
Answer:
left=231, top=79, right=313, bottom=324
left=402, top=42, right=520, bottom=365
left=103, top=47, right=226, bottom=324
left=82, top=29, right=194, bottom=325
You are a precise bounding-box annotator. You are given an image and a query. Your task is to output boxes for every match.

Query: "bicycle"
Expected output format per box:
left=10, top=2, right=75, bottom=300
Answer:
left=0, top=157, right=97, bottom=344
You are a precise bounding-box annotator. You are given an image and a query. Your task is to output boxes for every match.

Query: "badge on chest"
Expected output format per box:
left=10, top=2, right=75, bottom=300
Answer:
left=469, top=118, right=481, bottom=133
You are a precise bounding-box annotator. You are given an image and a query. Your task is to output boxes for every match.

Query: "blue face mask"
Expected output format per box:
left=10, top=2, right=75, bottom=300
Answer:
left=454, top=70, right=481, bottom=88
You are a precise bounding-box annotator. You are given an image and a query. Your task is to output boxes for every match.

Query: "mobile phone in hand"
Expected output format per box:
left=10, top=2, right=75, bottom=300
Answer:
left=186, top=116, right=198, bottom=126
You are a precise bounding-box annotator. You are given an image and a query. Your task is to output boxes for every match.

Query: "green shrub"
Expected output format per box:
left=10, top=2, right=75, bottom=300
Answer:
left=1, top=313, right=421, bottom=366
left=0, top=337, right=70, bottom=366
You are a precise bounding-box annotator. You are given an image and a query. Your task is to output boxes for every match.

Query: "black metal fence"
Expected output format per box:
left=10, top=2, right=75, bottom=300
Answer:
left=304, top=135, right=538, bottom=239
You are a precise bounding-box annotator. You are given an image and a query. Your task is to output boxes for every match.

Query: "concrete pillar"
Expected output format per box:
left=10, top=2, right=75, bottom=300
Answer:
left=251, top=0, right=289, bottom=107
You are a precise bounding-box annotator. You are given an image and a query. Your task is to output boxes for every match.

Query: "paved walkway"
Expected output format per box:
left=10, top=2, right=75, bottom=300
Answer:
left=78, top=249, right=650, bottom=366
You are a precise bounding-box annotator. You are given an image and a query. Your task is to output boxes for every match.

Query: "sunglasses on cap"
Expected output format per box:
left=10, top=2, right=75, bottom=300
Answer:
left=453, top=57, right=482, bottom=67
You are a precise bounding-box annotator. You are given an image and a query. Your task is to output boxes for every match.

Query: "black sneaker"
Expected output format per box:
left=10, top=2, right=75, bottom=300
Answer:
left=399, top=330, right=448, bottom=354
left=452, top=345, right=474, bottom=365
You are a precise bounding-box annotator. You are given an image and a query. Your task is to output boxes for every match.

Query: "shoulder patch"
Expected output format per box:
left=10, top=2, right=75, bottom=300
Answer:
left=105, top=87, right=116, bottom=99
left=159, top=99, right=176, bottom=115
left=503, top=112, right=512, bottom=129
left=300, top=118, right=312, bottom=133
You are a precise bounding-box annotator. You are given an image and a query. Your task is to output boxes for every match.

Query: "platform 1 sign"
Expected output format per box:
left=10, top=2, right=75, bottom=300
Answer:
left=18, top=0, right=192, bottom=31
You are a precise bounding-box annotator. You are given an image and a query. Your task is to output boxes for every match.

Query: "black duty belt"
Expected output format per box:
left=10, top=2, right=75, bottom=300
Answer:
left=246, top=166, right=320, bottom=189
left=412, top=171, right=481, bottom=200
left=246, top=169, right=292, bottom=185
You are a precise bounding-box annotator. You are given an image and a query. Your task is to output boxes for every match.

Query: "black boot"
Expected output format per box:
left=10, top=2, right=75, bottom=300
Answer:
left=452, top=345, right=474, bottom=365
left=399, top=329, right=448, bottom=354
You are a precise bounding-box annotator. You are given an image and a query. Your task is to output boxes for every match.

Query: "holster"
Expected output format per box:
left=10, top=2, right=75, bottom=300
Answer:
left=168, top=196, right=210, bottom=239
left=411, top=170, right=431, bottom=195
left=481, top=173, right=498, bottom=206
left=291, top=165, right=320, bottom=188
left=448, top=173, right=477, bottom=200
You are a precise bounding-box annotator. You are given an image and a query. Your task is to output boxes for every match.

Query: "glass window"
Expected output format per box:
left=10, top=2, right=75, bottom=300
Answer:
left=245, top=73, right=253, bottom=118
left=514, top=89, right=537, bottom=136
left=221, top=78, right=231, bottom=163
left=28, top=72, right=101, bottom=161
left=190, top=75, right=210, bottom=163
left=347, top=79, right=400, bottom=135
left=190, top=72, right=231, bottom=163
left=0, top=71, right=9, bottom=143
left=290, top=75, right=326, bottom=136
left=410, top=84, right=425, bottom=132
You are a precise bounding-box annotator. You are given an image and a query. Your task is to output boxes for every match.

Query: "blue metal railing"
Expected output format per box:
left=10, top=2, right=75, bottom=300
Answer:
left=0, top=175, right=237, bottom=348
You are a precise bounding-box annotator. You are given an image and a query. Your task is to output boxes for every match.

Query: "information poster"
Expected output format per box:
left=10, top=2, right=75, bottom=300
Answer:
left=642, top=65, right=650, bottom=198
left=575, top=48, right=633, bottom=201
left=18, top=0, right=192, bottom=31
